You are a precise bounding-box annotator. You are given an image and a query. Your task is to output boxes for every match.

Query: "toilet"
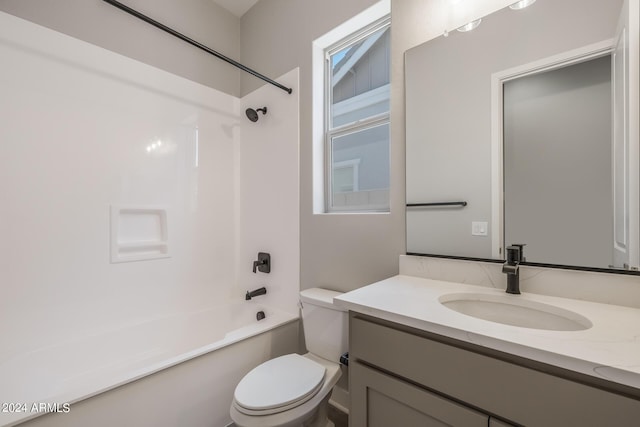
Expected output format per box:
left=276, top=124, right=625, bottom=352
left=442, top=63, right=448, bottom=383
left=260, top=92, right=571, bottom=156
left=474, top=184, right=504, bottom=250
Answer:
left=230, top=288, right=348, bottom=427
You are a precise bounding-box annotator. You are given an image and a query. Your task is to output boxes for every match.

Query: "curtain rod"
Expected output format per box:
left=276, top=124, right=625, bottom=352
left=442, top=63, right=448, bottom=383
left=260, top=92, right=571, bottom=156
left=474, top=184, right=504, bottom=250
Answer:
left=101, top=0, right=293, bottom=94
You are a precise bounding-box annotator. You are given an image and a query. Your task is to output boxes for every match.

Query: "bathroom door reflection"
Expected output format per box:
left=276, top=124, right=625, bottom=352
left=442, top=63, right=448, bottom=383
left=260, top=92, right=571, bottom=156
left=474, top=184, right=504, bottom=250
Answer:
left=503, top=55, right=614, bottom=268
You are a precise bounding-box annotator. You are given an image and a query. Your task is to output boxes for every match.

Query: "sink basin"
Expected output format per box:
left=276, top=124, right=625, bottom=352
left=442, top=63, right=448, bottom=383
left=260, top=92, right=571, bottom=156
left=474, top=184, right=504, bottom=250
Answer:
left=439, top=293, right=592, bottom=331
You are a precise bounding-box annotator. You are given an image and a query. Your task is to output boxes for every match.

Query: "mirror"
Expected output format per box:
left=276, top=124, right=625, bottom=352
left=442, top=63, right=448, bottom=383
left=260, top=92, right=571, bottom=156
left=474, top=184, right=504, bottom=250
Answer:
left=405, top=0, right=639, bottom=271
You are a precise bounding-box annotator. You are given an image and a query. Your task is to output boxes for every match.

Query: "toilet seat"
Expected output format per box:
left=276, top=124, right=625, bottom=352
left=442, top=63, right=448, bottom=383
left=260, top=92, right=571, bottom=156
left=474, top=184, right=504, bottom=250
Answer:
left=233, top=354, right=326, bottom=416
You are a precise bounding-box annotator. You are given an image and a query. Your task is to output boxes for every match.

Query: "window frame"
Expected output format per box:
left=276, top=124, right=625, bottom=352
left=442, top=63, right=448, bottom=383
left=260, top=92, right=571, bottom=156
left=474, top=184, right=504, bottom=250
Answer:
left=324, top=16, right=391, bottom=213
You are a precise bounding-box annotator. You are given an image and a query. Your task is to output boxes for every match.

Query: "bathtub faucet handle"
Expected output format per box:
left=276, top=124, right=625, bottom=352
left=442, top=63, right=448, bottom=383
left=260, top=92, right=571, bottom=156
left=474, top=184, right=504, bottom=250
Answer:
left=252, top=252, right=271, bottom=273
left=246, top=287, right=267, bottom=300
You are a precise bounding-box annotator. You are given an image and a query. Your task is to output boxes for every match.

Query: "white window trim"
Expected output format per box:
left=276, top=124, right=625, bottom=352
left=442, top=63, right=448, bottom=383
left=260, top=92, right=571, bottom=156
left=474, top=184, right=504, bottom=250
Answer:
left=311, top=0, right=391, bottom=215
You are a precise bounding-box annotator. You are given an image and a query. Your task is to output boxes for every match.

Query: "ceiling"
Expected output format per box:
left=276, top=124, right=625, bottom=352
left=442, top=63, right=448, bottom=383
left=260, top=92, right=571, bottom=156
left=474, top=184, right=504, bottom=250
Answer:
left=211, top=0, right=260, bottom=17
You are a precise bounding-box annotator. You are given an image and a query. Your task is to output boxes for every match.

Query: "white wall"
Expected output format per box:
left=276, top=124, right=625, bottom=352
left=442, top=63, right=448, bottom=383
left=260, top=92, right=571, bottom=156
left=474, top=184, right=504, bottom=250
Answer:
left=0, top=0, right=241, bottom=96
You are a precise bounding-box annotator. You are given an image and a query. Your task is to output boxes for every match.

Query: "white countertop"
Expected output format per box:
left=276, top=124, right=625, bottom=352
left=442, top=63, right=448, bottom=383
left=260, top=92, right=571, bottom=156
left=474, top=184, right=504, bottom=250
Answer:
left=334, top=275, right=640, bottom=391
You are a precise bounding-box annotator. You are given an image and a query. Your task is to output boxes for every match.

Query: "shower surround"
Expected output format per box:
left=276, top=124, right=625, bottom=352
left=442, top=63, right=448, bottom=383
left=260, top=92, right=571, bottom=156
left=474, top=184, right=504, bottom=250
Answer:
left=0, top=11, right=300, bottom=426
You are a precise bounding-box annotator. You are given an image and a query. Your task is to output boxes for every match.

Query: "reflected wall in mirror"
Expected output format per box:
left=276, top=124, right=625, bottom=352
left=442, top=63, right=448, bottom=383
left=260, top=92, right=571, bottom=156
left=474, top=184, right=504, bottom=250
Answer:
left=406, top=0, right=639, bottom=271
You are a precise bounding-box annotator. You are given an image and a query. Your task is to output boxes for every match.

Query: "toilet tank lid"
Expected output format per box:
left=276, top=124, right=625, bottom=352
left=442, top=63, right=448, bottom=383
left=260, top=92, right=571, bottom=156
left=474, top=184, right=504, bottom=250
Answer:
left=300, top=288, right=344, bottom=310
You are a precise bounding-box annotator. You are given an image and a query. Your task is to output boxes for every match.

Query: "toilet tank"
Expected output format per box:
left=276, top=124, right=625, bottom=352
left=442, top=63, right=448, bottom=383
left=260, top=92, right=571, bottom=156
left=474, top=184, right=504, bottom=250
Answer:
left=300, top=288, right=348, bottom=363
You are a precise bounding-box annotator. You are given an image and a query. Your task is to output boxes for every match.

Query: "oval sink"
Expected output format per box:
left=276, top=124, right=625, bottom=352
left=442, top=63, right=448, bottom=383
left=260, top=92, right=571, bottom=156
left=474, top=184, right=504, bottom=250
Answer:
left=439, top=293, right=592, bottom=331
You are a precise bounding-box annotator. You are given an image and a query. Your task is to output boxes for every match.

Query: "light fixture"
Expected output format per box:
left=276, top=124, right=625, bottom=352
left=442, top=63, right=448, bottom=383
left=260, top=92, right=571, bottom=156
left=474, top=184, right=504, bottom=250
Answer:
left=457, top=19, right=481, bottom=32
left=509, top=0, right=536, bottom=10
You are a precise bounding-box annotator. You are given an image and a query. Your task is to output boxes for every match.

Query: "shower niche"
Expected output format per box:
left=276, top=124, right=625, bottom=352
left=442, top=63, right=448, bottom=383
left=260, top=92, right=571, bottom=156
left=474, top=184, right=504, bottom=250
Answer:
left=110, top=205, right=170, bottom=263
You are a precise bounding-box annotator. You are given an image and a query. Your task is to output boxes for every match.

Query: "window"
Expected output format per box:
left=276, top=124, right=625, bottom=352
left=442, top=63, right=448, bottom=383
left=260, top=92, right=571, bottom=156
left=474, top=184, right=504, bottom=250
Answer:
left=325, top=18, right=390, bottom=212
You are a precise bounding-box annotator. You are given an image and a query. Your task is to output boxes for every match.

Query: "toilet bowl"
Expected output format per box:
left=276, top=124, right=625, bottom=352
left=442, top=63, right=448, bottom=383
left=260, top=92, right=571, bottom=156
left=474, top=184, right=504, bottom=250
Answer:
left=230, top=288, right=348, bottom=427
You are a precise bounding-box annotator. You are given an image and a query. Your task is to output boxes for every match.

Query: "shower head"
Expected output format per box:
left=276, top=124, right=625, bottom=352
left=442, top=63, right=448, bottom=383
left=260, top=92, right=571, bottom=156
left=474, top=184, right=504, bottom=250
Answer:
left=246, top=107, right=267, bottom=122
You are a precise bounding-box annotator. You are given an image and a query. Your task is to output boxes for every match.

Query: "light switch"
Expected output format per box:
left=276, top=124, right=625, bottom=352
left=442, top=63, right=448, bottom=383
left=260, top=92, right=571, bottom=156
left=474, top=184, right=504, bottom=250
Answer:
left=472, top=221, right=488, bottom=236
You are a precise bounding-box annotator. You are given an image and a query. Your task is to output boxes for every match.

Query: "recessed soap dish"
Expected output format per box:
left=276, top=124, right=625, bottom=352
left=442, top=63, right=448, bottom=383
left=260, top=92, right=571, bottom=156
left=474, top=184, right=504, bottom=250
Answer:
left=110, top=205, right=170, bottom=263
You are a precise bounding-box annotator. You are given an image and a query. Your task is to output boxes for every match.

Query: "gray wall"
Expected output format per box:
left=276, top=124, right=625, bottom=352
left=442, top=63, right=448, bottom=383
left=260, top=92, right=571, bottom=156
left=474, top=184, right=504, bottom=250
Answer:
left=240, top=0, right=404, bottom=292
left=504, top=56, right=613, bottom=268
left=0, top=0, right=241, bottom=96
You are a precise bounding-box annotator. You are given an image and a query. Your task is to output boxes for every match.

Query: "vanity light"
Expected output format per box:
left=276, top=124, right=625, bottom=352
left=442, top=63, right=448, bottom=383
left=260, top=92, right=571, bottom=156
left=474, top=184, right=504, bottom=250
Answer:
left=457, top=19, right=481, bottom=32
left=509, top=0, right=536, bottom=10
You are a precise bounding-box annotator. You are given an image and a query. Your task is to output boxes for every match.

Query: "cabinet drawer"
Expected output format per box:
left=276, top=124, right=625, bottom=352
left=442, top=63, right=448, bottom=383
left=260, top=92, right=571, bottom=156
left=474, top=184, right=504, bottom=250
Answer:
left=350, top=313, right=640, bottom=426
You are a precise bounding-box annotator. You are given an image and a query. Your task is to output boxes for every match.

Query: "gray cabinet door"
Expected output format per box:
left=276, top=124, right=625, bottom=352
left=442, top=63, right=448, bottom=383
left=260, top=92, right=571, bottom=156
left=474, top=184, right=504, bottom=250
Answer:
left=350, top=361, right=487, bottom=427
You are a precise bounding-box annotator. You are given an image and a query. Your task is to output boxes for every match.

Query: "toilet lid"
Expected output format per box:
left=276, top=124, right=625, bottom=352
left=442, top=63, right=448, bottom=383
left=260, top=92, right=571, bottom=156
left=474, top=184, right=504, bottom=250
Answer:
left=234, top=354, right=326, bottom=411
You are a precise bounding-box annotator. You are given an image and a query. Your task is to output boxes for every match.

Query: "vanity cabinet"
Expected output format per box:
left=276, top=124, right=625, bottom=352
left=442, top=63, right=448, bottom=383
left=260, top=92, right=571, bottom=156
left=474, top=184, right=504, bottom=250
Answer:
left=349, top=313, right=640, bottom=426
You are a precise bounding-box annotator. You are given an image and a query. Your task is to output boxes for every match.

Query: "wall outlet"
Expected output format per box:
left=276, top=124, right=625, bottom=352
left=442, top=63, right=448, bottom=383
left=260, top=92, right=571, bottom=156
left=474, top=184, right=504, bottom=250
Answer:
left=472, top=221, right=488, bottom=236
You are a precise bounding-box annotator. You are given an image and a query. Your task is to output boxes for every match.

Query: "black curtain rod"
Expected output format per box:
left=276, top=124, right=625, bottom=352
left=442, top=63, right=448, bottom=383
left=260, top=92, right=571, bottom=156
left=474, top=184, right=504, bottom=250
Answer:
left=101, top=0, right=293, bottom=94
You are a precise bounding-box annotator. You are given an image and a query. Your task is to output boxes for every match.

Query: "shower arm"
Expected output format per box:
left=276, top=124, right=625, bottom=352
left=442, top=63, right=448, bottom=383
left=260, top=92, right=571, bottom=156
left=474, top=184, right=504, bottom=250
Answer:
left=101, top=0, right=293, bottom=95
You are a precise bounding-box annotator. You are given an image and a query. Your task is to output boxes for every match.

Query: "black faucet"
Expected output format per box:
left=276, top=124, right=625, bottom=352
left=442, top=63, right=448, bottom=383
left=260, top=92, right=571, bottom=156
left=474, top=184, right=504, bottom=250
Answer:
left=502, top=244, right=525, bottom=294
left=252, top=252, right=271, bottom=273
left=246, top=287, right=267, bottom=300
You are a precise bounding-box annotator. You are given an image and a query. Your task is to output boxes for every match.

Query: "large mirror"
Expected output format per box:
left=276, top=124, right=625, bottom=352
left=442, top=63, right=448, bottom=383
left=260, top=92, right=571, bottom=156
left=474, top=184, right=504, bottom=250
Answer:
left=405, top=0, right=639, bottom=271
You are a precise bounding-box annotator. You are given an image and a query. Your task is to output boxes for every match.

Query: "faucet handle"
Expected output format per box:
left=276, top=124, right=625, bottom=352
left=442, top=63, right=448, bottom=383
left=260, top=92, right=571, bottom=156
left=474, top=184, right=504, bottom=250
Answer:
left=252, top=252, right=271, bottom=273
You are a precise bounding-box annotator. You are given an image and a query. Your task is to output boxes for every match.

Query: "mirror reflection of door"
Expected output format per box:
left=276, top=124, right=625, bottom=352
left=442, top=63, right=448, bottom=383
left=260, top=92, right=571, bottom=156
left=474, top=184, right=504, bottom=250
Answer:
left=611, top=0, right=637, bottom=270
left=612, top=28, right=628, bottom=269
left=503, top=56, right=613, bottom=268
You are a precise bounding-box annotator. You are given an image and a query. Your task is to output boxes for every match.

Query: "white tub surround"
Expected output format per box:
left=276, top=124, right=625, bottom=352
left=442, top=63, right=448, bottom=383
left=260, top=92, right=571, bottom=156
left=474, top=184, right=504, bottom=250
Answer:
left=335, top=274, right=640, bottom=394
left=0, top=9, right=238, bottom=359
left=237, top=67, right=301, bottom=314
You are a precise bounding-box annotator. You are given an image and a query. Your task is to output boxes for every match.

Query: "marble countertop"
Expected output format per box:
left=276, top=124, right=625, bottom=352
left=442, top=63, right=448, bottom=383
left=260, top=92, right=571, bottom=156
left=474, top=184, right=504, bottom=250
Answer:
left=334, top=275, right=640, bottom=391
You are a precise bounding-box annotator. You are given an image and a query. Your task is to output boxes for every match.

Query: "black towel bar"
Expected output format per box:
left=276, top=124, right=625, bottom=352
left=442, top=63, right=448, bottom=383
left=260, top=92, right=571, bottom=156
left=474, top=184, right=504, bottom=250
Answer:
left=406, top=201, right=467, bottom=207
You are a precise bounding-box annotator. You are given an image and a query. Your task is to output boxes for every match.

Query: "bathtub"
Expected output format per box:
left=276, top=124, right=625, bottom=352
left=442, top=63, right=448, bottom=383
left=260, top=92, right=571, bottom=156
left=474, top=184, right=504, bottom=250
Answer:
left=0, top=304, right=299, bottom=427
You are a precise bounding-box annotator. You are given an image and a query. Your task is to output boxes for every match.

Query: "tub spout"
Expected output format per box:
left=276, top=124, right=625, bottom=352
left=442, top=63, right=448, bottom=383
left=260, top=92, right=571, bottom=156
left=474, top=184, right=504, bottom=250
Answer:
left=246, top=287, right=267, bottom=300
